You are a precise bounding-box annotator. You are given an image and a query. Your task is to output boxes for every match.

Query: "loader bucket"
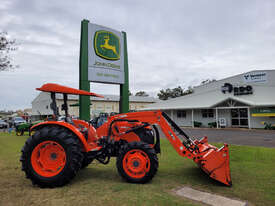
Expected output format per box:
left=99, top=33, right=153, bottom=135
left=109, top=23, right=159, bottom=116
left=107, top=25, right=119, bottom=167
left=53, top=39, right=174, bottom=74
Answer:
left=197, top=141, right=232, bottom=186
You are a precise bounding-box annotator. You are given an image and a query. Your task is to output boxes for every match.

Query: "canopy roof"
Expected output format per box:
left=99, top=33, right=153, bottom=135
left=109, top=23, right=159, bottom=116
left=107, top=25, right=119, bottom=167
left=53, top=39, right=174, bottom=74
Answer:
left=36, top=83, right=104, bottom=98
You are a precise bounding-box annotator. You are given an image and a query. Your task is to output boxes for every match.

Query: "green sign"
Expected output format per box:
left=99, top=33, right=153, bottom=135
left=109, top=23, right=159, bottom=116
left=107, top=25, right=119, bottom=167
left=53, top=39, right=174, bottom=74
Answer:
left=88, top=24, right=124, bottom=84
left=94, top=31, right=120, bottom=61
left=251, top=108, right=275, bottom=117
left=79, top=20, right=129, bottom=121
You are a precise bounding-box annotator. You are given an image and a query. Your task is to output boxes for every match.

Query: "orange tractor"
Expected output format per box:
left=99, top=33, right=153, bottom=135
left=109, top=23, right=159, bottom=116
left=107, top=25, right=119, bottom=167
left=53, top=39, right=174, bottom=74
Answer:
left=21, top=83, right=232, bottom=187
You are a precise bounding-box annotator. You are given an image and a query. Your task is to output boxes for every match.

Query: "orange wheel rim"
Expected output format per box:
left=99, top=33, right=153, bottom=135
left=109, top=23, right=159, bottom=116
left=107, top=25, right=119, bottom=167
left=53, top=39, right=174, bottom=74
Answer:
left=122, top=149, right=150, bottom=179
left=31, top=141, right=66, bottom=177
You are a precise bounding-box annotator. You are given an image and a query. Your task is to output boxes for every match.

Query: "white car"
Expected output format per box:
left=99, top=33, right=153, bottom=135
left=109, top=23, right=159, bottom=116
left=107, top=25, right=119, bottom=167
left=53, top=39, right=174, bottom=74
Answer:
left=13, top=117, right=26, bottom=127
left=0, top=120, right=8, bottom=128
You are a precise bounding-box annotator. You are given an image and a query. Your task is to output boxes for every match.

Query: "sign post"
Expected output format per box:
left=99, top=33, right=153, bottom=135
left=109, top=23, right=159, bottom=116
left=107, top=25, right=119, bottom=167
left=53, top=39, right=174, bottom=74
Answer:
left=79, top=19, right=90, bottom=121
left=79, top=19, right=129, bottom=120
left=120, top=32, right=129, bottom=113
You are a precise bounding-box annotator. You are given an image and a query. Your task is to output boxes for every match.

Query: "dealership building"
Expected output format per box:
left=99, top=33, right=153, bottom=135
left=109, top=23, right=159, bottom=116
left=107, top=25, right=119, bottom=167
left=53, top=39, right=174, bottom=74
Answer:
left=143, top=70, right=275, bottom=129
left=32, top=93, right=157, bottom=120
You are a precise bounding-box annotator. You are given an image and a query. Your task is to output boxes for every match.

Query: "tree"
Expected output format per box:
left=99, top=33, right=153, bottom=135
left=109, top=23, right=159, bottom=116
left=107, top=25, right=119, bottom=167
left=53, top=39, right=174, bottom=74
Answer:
left=200, top=78, right=216, bottom=85
left=157, top=86, right=193, bottom=100
left=183, top=86, right=193, bottom=95
left=0, top=32, right=17, bottom=71
left=135, top=91, right=149, bottom=97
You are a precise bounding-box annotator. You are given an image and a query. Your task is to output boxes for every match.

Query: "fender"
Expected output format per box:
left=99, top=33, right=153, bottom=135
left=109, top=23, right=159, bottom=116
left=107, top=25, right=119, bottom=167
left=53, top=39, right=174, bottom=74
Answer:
left=31, top=121, right=90, bottom=152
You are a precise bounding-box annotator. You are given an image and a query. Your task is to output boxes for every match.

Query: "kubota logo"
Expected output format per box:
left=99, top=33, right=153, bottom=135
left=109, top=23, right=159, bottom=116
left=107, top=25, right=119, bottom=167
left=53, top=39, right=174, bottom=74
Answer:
left=94, top=30, right=120, bottom=61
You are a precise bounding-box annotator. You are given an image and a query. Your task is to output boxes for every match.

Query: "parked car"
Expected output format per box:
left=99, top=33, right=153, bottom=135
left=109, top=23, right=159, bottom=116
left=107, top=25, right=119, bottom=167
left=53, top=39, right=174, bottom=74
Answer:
left=58, top=115, right=78, bottom=122
left=58, top=116, right=66, bottom=121
left=12, top=117, right=26, bottom=127
left=0, top=120, right=8, bottom=129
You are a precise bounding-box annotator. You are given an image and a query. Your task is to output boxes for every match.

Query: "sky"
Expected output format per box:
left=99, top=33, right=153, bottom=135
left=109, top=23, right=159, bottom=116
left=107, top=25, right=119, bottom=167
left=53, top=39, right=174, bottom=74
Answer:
left=0, top=0, right=275, bottom=110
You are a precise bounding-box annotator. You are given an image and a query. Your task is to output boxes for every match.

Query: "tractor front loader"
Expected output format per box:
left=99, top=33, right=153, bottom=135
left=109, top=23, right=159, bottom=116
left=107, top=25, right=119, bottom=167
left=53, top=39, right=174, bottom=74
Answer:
left=20, top=83, right=231, bottom=187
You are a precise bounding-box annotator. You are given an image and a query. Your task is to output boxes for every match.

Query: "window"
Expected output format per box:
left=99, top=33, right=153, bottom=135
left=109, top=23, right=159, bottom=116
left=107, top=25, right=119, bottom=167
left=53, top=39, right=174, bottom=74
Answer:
left=105, top=106, right=112, bottom=110
left=96, top=105, right=103, bottom=110
left=177, top=110, right=186, bottom=118
left=202, top=109, right=214, bottom=118
left=239, top=108, right=248, bottom=118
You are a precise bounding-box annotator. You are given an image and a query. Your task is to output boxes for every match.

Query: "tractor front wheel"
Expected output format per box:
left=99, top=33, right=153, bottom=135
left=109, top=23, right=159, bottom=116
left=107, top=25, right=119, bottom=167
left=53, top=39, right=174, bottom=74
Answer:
left=20, top=126, right=83, bottom=187
left=116, top=141, right=158, bottom=183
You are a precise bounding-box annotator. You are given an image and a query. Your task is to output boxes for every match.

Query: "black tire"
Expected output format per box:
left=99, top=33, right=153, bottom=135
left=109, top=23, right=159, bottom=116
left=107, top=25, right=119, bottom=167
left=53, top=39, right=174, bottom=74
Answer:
left=116, top=141, right=158, bottom=183
left=20, top=126, right=84, bottom=187
left=81, top=154, right=93, bottom=169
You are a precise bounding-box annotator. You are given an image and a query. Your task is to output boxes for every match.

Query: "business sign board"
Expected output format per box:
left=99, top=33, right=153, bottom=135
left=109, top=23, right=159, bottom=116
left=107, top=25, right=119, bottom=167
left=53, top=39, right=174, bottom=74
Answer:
left=88, top=23, right=124, bottom=84
left=243, top=71, right=267, bottom=83
left=221, top=83, right=253, bottom=96
left=251, top=108, right=275, bottom=117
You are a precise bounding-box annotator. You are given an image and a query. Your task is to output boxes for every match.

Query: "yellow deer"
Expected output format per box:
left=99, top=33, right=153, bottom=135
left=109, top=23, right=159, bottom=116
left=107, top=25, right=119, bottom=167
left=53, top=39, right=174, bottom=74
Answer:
left=100, top=36, right=118, bottom=56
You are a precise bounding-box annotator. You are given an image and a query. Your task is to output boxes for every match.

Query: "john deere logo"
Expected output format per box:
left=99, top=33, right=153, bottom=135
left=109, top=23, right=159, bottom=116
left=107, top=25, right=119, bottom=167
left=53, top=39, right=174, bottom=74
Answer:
left=94, top=30, right=120, bottom=60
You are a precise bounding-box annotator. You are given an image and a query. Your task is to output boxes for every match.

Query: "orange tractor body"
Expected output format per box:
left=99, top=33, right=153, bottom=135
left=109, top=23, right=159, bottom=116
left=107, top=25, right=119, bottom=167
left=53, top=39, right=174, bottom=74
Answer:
left=21, top=83, right=231, bottom=187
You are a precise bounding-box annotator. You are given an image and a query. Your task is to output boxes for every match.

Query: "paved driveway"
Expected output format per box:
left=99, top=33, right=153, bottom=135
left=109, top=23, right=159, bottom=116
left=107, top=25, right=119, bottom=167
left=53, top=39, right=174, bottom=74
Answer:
left=2, top=127, right=274, bottom=148
left=181, top=128, right=275, bottom=148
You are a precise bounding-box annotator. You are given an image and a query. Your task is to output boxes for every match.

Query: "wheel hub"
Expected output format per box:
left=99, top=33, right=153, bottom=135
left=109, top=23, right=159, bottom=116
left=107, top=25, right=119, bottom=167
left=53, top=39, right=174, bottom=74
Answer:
left=123, top=149, right=150, bottom=179
left=31, top=141, right=66, bottom=177
left=133, top=160, right=140, bottom=167
left=50, top=153, right=57, bottom=160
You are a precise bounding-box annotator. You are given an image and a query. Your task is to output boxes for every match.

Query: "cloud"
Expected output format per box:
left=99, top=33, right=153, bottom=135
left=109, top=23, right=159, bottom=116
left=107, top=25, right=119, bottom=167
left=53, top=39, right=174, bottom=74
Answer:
left=0, top=0, right=275, bottom=110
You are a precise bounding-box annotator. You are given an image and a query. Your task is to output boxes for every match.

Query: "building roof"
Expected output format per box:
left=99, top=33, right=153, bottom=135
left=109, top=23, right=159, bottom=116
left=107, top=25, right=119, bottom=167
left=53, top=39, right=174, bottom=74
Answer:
left=54, top=93, right=157, bottom=103
left=143, top=70, right=275, bottom=110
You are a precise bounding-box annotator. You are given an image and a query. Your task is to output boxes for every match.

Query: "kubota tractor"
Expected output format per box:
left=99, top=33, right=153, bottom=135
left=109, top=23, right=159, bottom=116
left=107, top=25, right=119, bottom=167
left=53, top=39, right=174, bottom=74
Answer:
left=20, top=83, right=232, bottom=187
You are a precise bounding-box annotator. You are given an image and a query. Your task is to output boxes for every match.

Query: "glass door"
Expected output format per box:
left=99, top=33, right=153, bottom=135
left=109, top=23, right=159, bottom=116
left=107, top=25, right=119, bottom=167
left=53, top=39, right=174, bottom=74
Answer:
left=231, top=108, right=248, bottom=127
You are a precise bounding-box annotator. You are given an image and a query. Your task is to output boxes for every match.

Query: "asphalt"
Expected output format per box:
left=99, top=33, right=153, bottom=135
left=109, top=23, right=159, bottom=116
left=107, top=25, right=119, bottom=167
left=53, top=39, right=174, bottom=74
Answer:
left=174, top=128, right=275, bottom=148
left=1, top=127, right=275, bottom=148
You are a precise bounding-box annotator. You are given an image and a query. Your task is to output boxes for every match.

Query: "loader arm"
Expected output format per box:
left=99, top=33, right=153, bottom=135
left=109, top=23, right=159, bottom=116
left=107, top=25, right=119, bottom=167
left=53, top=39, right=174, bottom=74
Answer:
left=110, top=111, right=198, bottom=159
left=109, top=110, right=232, bottom=186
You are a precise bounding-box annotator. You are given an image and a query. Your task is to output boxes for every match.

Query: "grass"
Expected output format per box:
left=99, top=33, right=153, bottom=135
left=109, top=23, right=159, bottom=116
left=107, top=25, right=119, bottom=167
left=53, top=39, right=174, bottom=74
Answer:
left=0, top=132, right=275, bottom=206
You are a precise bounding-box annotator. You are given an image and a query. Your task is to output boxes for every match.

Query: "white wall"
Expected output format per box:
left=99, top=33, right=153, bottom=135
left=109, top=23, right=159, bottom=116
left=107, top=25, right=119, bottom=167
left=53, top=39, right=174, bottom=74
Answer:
left=193, top=110, right=216, bottom=127
left=217, top=109, right=232, bottom=127
left=32, top=92, right=53, bottom=115
left=250, top=116, right=275, bottom=128
left=168, top=108, right=275, bottom=129
left=172, top=110, right=193, bottom=127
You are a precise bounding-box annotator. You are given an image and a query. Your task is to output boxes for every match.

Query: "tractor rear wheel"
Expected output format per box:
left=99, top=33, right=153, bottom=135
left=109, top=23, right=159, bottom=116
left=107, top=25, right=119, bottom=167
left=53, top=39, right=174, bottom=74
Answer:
left=20, top=126, right=83, bottom=187
left=116, top=141, right=158, bottom=183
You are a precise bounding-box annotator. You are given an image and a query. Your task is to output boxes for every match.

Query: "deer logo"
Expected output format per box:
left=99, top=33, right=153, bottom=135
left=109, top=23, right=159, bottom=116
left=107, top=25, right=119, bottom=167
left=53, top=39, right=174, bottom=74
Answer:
left=94, top=31, right=120, bottom=60
left=100, top=36, right=118, bottom=56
